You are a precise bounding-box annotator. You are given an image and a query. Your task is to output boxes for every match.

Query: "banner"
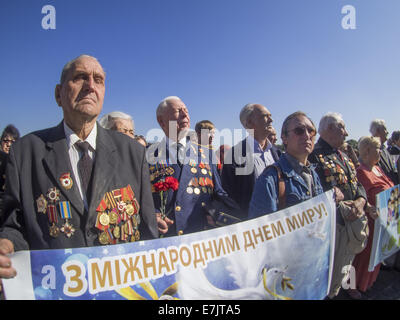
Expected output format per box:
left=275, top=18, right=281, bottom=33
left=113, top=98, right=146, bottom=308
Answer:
left=3, top=190, right=335, bottom=300
left=369, top=185, right=400, bottom=272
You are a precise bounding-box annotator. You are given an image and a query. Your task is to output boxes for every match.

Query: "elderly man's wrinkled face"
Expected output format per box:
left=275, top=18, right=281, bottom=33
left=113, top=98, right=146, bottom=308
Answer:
left=159, top=99, right=190, bottom=139
left=113, top=118, right=134, bottom=138
left=1, top=134, right=15, bottom=154
left=377, top=126, right=388, bottom=144
left=282, top=116, right=316, bottom=161
left=328, top=120, right=348, bottom=149
left=55, top=57, right=105, bottom=126
left=248, top=105, right=273, bottom=138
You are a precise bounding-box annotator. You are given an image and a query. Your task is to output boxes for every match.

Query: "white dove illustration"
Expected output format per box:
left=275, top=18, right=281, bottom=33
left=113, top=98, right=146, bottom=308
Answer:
left=176, top=249, right=293, bottom=300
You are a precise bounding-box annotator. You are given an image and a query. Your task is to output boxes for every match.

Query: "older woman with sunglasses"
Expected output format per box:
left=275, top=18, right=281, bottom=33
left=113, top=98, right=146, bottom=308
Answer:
left=248, top=111, right=323, bottom=218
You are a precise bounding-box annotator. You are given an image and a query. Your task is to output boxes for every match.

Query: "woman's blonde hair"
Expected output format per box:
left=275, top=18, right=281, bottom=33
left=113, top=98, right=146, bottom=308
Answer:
left=358, top=136, right=381, bottom=160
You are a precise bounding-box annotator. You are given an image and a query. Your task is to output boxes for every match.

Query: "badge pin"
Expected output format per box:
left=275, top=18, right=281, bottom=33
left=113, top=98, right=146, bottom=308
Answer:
left=36, top=194, right=48, bottom=214
left=46, top=187, right=60, bottom=202
left=59, top=173, right=73, bottom=190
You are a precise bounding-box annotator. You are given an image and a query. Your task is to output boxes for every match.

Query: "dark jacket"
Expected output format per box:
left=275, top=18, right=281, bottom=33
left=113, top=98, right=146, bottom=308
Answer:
left=148, top=139, right=227, bottom=236
left=309, top=138, right=367, bottom=202
left=0, top=122, right=158, bottom=251
left=221, top=138, right=281, bottom=219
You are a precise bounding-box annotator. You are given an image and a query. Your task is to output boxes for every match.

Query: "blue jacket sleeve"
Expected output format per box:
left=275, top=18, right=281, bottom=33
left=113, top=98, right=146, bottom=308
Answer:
left=248, top=168, right=279, bottom=219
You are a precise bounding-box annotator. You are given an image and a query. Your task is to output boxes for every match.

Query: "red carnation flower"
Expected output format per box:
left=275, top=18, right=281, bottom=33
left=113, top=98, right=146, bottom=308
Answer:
left=165, top=176, right=179, bottom=191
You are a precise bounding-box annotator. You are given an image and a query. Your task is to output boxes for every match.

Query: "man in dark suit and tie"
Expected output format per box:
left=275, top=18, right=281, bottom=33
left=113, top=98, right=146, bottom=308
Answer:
left=221, top=103, right=281, bottom=219
left=0, top=55, right=158, bottom=284
left=148, top=96, right=227, bottom=236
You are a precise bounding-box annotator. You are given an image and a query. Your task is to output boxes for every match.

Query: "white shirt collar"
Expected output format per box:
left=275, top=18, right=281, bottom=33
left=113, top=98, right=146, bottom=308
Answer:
left=246, top=135, right=272, bottom=153
left=166, top=135, right=187, bottom=148
left=63, top=120, right=97, bottom=151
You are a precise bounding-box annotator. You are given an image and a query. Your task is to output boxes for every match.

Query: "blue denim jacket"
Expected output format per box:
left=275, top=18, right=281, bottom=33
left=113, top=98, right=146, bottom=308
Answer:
left=248, top=153, right=324, bottom=218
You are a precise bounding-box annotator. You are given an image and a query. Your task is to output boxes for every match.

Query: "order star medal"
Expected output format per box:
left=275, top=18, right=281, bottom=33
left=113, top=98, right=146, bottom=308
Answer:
left=59, top=172, right=73, bottom=190
left=36, top=194, right=48, bottom=214
left=58, top=201, right=75, bottom=237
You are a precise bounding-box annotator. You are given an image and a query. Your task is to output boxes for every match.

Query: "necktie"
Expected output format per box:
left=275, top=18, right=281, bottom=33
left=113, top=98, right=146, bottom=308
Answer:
left=176, top=143, right=184, bottom=166
left=76, top=141, right=93, bottom=198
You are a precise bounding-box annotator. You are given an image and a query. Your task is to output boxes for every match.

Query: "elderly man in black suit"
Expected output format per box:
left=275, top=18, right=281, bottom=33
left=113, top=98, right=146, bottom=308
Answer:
left=221, top=103, right=281, bottom=219
left=0, top=55, right=158, bottom=285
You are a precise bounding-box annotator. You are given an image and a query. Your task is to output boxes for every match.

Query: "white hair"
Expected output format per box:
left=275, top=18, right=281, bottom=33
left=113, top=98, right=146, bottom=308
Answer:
left=318, top=112, right=344, bottom=134
left=369, top=119, right=386, bottom=136
left=239, top=103, right=258, bottom=129
left=60, top=54, right=103, bottom=84
left=156, top=96, right=182, bottom=118
left=98, top=111, right=133, bottom=130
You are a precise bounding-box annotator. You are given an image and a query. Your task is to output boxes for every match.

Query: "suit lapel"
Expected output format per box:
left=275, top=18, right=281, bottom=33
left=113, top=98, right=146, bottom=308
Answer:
left=43, top=123, right=85, bottom=215
left=88, top=126, right=118, bottom=215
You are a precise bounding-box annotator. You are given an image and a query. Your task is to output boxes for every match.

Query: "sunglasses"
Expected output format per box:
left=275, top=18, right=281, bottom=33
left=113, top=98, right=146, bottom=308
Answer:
left=2, top=139, right=15, bottom=144
left=288, top=126, right=316, bottom=137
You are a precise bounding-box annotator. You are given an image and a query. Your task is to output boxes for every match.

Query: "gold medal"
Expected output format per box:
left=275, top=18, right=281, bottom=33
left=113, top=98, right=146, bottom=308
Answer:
left=113, top=226, right=120, bottom=238
left=134, top=230, right=140, bottom=241
left=49, top=223, right=59, bottom=238
left=99, top=232, right=109, bottom=245
left=99, top=212, right=110, bottom=226
left=201, top=168, right=207, bottom=175
left=191, top=167, right=197, bottom=174
left=126, top=204, right=134, bottom=216
left=194, top=187, right=200, bottom=195
left=109, top=210, right=118, bottom=224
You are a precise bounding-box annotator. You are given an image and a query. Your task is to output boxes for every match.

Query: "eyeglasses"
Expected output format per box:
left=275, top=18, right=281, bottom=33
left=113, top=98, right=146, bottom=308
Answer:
left=287, top=126, right=316, bottom=137
left=1, top=139, right=15, bottom=144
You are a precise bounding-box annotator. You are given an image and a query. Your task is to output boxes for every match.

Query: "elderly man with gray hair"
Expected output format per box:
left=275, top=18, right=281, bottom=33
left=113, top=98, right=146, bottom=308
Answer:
left=309, top=112, right=368, bottom=299
left=369, top=119, right=398, bottom=185
left=99, top=111, right=135, bottom=138
left=221, top=103, right=281, bottom=219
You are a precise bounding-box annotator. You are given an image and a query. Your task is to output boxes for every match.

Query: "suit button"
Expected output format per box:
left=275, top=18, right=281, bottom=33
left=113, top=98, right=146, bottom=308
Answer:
left=178, top=230, right=184, bottom=236
left=175, top=206, right=181, bottom=212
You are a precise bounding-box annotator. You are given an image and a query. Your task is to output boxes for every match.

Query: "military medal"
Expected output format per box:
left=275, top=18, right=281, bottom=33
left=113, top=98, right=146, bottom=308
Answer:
left=126, top=204, right=134, bottom=216
left=59, top=201, right=75, bottom=237
left=99, top=212, right=110, bottom=226
left=113, top=225, right=120, bottom=238
left=59, top=173, right=73, bottom=190
left=109, top=209, right=119, bottom=224
left=194, top=187, right=201, bottom=195
left=186, top=187, right=193, bottom=194
left=36, top=194, right=48, bottom=214
left=49, top=223, right=60, bottom=238
left=99, top=231, right=109, bottom=245
left=60, top=221, right=75, bottom=238
left=47, top=187, right=60, bottom=202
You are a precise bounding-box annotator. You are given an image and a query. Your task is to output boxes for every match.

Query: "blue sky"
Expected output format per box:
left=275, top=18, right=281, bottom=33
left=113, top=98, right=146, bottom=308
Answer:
left=1, top=0, right=400, bottom=145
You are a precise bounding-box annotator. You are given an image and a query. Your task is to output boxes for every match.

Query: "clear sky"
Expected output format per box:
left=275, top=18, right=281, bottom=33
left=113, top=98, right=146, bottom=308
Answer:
left=1, top=0, right=400, bottom=146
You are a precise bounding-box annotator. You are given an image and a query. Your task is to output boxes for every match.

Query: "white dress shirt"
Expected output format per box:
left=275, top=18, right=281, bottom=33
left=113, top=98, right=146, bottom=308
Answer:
left=63, top=121, right=97, bottom=209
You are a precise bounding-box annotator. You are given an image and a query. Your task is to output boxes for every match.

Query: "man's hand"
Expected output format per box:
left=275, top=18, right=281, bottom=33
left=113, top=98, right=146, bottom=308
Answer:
left=333, top=186, right=344, bottom=204
left=365, top=203, right=379, bottom=220
left=342, top=198, right=365, bottom=222
left=0, top=239, right=16, bottom=296
left=156, top=213, right=174, bottom=235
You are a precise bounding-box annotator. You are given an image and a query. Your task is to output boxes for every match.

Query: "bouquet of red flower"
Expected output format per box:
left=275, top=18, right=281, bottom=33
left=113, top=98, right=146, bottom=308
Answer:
left=153, top=176, right=179, bottom=219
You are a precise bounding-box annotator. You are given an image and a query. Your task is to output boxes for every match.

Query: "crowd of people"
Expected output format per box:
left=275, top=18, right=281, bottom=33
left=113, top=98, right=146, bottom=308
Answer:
left=0, top=54, right=399, bottom=300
